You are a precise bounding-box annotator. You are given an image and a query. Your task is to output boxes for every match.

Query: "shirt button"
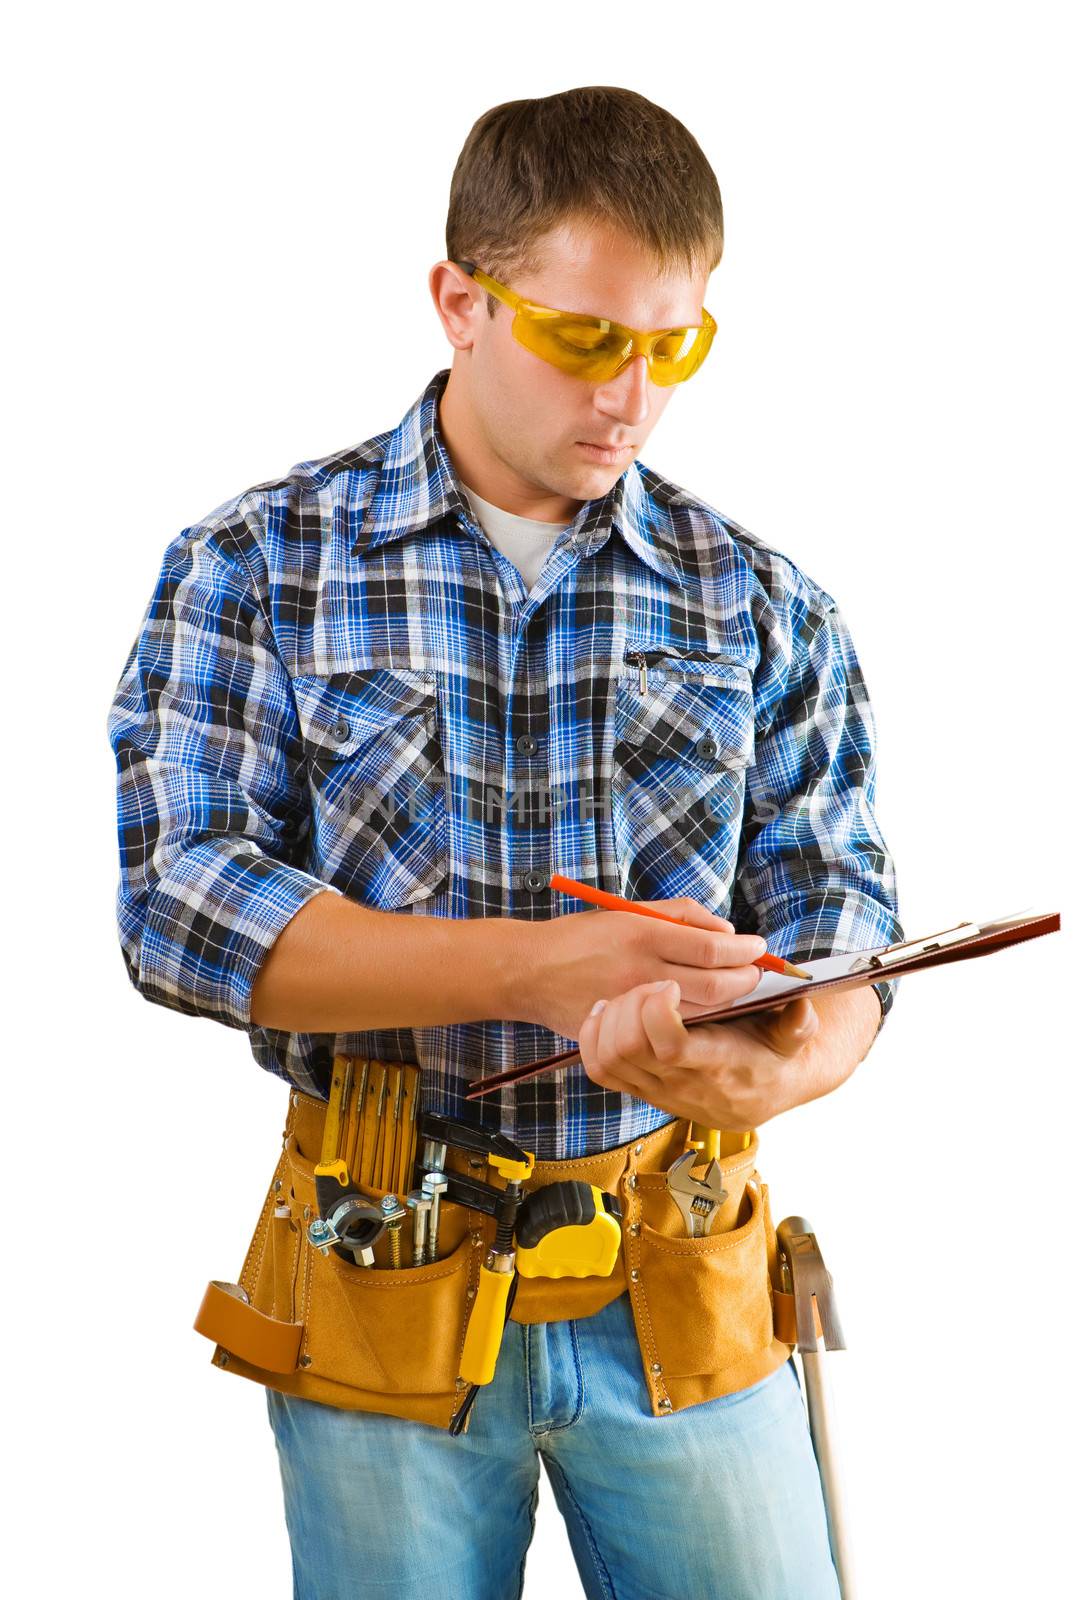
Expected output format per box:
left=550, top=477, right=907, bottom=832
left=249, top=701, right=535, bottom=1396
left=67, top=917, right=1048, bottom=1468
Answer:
left=696, top=734, right=718, bottom=759
left=333, top=718, right=353, bottom=744
left=515, top=733, right=539, bottom=755
left=521, top=870, right=548, bottom=893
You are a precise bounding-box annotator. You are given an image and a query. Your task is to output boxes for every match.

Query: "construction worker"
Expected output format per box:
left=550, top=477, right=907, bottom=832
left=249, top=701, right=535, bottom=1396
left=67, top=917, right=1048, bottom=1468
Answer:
left=107, top=85, right=901, bottom=1600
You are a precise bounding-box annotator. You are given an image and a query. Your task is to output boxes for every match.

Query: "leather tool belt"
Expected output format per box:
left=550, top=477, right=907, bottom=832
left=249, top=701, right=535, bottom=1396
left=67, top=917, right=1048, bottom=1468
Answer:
left=196, top=1062, right=804, bottom=1431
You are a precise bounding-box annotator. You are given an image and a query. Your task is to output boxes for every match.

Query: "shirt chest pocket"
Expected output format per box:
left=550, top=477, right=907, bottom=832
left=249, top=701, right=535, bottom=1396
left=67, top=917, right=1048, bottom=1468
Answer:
left=610, top=658, right=755, bottom=909
left=293, top=669, right=448, bottom=910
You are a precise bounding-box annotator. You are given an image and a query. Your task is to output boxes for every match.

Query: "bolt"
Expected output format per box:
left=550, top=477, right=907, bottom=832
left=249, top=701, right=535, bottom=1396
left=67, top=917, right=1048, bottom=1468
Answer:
left=424, top=1170, right=448, bottom=1263
left=407, top=1190, right=430, bottom=1265
left=422, top=1140, right=448, bottom=1173
left=380, top=1194, right=407, bottom=1268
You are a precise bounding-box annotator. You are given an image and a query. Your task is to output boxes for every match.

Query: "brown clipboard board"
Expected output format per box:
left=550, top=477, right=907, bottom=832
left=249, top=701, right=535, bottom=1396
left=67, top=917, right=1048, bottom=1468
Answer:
left=465, top=908, right=1061, bottom=1101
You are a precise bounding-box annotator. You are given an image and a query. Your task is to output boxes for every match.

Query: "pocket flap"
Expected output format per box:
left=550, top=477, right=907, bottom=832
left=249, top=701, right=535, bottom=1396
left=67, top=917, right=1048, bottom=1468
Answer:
left=615, top=672, right=755, bottom=769
left=293, top=669, right=437, bottom=759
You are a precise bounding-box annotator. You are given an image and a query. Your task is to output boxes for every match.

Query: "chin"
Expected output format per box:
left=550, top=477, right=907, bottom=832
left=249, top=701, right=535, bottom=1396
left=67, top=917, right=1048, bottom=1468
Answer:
left=539, top=452, right=627, bottom=507
left=570, top=460, right=626, bottom=496
left=586, top=467, right=627, bottom=499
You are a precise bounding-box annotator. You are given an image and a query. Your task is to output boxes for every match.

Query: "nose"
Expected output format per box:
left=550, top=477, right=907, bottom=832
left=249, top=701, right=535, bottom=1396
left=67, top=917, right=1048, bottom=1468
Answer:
left=593, top=353, right=652, bottom=428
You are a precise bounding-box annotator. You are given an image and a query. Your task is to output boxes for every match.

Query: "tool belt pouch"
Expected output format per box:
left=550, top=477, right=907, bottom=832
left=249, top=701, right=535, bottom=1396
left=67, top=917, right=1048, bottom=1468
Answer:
left=195, top=1074, right=792, bottom=1430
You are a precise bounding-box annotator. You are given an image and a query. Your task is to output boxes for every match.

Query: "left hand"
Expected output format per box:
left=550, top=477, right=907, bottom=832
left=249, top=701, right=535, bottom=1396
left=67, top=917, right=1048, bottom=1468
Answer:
left=577, top=978, right=823, bottom=1130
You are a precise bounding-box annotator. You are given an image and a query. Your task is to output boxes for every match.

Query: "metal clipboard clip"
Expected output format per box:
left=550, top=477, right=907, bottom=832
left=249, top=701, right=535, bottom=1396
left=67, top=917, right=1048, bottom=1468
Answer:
left=847, top=921, right=980, bottom=972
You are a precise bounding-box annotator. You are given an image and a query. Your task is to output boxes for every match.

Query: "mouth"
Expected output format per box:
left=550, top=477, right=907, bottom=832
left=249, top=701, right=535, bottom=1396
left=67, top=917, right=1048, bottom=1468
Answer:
left=575, top=440, right=632, bottom=464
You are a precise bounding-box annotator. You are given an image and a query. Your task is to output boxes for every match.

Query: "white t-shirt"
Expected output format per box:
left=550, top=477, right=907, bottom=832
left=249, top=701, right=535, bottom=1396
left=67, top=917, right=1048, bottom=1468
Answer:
left=459, top=481, right=572, bottom=591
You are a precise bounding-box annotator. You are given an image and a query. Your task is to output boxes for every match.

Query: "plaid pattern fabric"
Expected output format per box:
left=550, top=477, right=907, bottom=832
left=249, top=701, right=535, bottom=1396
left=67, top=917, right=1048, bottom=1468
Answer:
left=107, top=368, right=902, bottom=1159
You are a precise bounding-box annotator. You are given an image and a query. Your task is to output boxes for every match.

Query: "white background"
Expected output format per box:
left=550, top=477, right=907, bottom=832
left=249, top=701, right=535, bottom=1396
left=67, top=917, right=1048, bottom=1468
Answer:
left=7, top=2, right=1087, bottom=1595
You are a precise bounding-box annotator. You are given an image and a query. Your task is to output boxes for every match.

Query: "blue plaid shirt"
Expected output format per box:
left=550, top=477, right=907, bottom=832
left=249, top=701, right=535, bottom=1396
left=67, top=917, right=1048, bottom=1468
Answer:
left=107, top=368, right=902, bottom=1158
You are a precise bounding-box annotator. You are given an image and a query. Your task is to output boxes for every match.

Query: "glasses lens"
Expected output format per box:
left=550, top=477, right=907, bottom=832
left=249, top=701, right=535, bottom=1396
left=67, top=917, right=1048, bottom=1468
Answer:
left=550, top=318, right=617, bottom=355
left=647, top=326, right=713, bottom=385
left=650, top=329, right=695, bottom=361
left=515, top=312, right=631, bottom=378
left=513, top=306, right=714, bottom=385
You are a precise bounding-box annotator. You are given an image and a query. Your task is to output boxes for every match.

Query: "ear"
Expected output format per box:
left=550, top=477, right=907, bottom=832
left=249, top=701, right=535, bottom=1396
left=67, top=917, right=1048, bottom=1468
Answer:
left=429, top=260, right=484, bottom=353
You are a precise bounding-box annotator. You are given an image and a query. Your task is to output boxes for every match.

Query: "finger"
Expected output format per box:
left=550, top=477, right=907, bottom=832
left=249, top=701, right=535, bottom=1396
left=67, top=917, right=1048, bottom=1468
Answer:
left=595, top=984, right=640, bottom=1075
left=596, top=984, right=673, bottom=1096
left=658, top=956, right=765, bottom=1014
left=577, top=996, right=608, bottom=1078
left=577, top=998, right=635, bottom=1095
left=605, top=980, right=674, bottom=1070
left=639, top=980, right=691, bottom=1064
left=632, top=895, right=734, bottom=933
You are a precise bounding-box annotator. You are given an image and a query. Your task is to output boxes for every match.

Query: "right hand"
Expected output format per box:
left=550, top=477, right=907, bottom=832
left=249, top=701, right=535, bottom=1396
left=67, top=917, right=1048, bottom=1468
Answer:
left=521, top=896, right=767, bottom=1042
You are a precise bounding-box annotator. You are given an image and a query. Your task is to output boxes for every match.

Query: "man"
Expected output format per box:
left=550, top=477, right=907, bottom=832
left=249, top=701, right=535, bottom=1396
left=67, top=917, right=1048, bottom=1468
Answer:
left=108, top=86, right=900, bottom=1598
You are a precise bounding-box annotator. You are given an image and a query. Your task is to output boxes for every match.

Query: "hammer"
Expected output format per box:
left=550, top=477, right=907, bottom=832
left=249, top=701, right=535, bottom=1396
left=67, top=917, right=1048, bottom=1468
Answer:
left=777, top=1215, right=855, bottom=1600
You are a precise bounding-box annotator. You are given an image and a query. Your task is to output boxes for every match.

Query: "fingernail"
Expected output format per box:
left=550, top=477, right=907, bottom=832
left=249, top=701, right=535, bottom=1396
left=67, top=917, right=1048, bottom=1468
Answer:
left=651, top=979, right=672, bottom=992
left=589, top=998, right=607, bottom=1016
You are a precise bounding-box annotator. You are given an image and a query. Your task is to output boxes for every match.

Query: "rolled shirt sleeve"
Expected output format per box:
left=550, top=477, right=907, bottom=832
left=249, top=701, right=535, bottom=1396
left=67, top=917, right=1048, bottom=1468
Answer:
left=730, top=596, right=903, bottom=1031
left=106, top=518, right=340, bottom=1030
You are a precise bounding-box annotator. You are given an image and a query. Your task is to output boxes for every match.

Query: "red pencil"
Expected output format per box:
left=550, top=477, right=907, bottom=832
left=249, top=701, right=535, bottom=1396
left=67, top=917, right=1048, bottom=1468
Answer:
left=548, top=873, right=813, bottom=980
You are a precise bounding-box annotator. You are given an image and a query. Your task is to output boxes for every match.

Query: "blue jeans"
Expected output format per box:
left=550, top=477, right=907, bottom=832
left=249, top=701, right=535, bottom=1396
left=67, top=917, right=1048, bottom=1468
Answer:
left=265, top=1289, right=840, bottom=1599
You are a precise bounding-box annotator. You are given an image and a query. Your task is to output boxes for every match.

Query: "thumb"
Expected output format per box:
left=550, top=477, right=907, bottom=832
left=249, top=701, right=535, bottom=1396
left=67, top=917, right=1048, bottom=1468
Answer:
left=761, top=996, right=820, bottom=1053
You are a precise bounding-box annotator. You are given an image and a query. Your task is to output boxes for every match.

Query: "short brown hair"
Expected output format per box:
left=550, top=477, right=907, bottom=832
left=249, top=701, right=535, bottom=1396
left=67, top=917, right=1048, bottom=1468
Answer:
left=447, top=86, right=723, bottom=318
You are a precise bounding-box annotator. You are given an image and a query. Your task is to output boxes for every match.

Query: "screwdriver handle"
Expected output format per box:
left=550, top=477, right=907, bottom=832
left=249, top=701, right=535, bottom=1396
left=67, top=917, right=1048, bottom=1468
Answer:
left=459, top=1260, right=514, bottom=1387
left=685, top=1123, right=721, bottom=1162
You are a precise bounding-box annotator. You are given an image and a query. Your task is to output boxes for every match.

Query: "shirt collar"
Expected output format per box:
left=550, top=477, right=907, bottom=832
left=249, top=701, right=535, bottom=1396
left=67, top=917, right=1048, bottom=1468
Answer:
left=352, top=369, right=690, bottom=590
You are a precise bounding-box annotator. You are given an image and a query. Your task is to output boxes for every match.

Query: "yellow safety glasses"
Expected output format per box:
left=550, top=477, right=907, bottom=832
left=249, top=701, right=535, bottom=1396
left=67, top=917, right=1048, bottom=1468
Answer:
left=456, top=260, right=717, bottom=387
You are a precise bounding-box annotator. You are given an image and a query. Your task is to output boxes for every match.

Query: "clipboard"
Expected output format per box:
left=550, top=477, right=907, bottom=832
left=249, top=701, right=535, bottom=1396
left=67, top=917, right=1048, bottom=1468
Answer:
left=465, top=907, right=1062, bottom=1101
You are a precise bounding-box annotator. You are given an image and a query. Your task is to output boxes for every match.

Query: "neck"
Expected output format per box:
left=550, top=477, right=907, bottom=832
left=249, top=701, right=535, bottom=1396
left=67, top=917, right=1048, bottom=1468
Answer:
left=438, top=365, right=579, bottom=523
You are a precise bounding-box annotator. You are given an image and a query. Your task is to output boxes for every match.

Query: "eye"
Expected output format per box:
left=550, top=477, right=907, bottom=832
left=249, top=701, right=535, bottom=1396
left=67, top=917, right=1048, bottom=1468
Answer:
left=650, top=329, right=697, bottom=361
left=552, top=319, right=616, bottom=355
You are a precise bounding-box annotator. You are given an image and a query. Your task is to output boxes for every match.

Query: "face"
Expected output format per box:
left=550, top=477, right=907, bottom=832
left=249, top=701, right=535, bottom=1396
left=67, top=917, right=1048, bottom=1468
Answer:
left=431, top=218, right=711, bottom=521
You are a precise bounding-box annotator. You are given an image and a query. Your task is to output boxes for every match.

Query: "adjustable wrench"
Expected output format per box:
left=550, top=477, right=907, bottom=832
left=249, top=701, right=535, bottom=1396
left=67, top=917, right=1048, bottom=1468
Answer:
left=665, top=1149, right=726, bottom=1237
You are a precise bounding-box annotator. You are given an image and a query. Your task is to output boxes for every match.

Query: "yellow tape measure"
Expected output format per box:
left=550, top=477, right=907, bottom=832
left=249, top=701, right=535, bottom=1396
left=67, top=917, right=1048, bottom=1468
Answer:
left=515, top=1182, right=622, bottom=1279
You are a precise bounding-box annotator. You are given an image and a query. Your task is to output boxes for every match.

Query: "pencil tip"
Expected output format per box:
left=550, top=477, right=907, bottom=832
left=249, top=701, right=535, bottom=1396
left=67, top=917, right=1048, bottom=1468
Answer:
left=783, top=961, right=814, bottom=979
